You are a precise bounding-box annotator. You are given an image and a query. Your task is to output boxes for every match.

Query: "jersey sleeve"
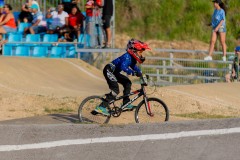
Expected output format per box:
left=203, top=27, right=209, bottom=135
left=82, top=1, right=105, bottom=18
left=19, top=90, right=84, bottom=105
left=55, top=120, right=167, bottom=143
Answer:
left=220, top=10, right=225, bottom=21
left=131, top=64, right=141, bottom=74
left=121, top=61, right=134, bottom=75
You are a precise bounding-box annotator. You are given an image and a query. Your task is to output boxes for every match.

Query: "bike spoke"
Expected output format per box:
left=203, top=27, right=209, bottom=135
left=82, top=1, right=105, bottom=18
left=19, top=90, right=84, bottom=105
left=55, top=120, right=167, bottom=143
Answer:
left=135, top=98, right=169, bottom=123
left=79, top=96, right=110, bottom=124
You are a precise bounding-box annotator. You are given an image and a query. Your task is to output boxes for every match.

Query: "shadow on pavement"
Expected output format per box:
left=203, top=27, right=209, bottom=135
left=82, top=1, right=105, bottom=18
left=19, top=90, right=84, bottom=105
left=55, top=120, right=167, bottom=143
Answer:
left=0, top=113, right=79, bottom=124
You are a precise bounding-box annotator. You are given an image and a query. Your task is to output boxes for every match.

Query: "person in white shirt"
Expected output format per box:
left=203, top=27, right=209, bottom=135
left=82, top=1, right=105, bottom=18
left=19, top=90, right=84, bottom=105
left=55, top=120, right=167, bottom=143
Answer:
left=46, top=3, right=69, bottom=34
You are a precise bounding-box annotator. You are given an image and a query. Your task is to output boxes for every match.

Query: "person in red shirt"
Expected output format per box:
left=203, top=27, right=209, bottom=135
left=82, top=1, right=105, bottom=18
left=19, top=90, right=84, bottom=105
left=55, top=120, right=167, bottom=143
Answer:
left=68, top=6, right=85, bottom=39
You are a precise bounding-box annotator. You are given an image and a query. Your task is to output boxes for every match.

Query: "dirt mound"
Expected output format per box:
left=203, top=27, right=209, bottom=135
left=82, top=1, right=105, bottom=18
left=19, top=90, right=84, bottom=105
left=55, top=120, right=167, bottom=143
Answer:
left=0, top=57, right=239, bottom=123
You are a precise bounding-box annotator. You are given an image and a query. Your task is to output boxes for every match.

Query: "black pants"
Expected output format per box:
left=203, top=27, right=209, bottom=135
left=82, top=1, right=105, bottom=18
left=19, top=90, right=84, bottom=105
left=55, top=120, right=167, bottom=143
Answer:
left=103, top=64, right=132, bottom=105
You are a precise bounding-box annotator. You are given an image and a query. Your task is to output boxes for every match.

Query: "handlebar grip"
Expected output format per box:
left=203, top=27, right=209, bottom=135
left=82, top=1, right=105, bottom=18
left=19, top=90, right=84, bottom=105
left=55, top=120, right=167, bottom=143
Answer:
left=146, top=74, right=149, bottom=79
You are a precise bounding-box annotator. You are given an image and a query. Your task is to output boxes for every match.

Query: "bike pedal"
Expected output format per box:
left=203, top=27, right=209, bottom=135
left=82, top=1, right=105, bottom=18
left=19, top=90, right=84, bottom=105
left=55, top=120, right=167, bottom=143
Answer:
left=91, top=110, right=98, bottom=115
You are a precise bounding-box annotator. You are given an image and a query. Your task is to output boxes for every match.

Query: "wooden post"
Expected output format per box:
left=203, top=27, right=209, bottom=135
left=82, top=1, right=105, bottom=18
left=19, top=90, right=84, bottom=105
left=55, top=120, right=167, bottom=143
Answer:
left=163, top=60, right=166, bottom=74
left=169, top=53, right=173, bottom=83
left=157, top=69, right=160, bottom=83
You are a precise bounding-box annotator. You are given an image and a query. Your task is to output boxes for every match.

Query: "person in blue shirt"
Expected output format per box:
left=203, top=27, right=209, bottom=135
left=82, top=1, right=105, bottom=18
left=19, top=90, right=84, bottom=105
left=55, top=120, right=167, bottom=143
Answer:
left=204, top=0, right=227, bottom=61
left=94, top=38, right=151, bottom=116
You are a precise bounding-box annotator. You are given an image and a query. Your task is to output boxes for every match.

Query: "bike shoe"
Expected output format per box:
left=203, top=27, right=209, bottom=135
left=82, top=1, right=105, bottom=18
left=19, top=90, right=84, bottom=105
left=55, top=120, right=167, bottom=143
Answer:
left=122, top=104, right=136, bottom=111
left=94, top=106, right=110, bottom=116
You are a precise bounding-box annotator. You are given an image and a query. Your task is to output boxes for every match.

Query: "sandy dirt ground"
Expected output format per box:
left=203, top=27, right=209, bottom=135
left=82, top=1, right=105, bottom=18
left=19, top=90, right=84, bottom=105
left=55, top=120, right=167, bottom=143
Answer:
left=0, top=57, right=240, bottom=124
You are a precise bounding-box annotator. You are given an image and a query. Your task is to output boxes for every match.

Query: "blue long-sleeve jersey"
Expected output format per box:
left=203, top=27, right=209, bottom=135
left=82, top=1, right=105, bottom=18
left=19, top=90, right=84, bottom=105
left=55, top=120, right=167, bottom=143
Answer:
left=111, top=52, right=141, bottom=75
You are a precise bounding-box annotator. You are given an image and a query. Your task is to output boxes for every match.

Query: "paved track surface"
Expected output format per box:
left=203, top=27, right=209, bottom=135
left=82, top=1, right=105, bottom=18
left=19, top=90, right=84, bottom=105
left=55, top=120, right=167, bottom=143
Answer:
left=0, top=118, right=240, bottom=160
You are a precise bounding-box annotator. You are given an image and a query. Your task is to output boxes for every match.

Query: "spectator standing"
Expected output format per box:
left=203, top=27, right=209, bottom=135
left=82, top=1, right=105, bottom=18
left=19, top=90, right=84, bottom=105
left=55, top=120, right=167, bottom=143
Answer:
left=204, top=0, right=227, bottom=61
left=85, top=0, right=103, bottom=48
left=102, top=0, right=113, bottom=48
left=68, top=5, right=85, bottom=39
left=24, top=4, right=46, bottom=34
left=0, top=4, right=17, bottom=41
left=46, top=3, right=69, bottom=35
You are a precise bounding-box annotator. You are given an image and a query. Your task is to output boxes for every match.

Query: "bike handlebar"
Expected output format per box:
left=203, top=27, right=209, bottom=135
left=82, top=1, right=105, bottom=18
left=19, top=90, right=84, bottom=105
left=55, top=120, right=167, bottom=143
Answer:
left=140, top=74, right=149, bottom=86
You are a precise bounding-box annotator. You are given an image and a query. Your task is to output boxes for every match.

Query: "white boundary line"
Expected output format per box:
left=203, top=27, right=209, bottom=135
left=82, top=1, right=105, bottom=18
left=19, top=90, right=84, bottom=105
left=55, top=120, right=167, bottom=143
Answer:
left=0, top=127, right=240, bottom=152
left=61, top=59, right=105, bottom=82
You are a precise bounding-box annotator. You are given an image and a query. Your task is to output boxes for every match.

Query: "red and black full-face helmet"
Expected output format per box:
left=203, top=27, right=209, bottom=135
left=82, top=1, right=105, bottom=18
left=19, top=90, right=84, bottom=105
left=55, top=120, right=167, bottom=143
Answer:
left=127, top=38, right=151, bottom=63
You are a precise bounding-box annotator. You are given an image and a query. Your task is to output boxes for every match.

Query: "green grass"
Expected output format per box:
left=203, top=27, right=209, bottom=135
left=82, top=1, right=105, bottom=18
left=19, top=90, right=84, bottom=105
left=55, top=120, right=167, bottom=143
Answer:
left=116, top=0, right=240, bottom=51
left=174, top=112, right=235, bottom=119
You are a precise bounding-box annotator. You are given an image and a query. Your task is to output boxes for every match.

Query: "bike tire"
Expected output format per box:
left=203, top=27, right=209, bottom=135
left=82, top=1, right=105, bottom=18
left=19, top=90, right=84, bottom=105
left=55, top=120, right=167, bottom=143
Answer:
left=135, top=97, right=169, bottom=123
left=78, top=95, right=111, bottom=124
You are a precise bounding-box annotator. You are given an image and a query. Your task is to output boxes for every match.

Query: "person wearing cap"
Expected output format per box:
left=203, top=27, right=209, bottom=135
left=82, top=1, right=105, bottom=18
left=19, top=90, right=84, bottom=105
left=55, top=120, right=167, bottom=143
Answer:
left=24, top=4, right=46, bottom=34
left=0, top=4, right=17, bottom=41
left=204, top=0, right=227, bottom=61
left=21, top=0, right=40, bottom=13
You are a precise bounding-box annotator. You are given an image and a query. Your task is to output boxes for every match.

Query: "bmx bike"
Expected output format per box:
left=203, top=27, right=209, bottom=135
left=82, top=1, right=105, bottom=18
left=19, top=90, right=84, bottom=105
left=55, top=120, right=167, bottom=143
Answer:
left=78, top=75, right=169, bottom=124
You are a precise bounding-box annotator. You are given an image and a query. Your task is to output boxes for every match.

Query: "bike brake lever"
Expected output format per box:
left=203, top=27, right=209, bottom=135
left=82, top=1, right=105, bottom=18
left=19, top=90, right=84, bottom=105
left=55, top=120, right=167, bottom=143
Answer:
left=146, top=74, right=149, bottom=79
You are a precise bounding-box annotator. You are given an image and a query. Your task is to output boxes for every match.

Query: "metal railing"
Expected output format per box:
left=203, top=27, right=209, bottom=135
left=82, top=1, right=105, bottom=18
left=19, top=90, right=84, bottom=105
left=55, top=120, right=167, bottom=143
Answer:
left=141, top=49, right=235, bottom=86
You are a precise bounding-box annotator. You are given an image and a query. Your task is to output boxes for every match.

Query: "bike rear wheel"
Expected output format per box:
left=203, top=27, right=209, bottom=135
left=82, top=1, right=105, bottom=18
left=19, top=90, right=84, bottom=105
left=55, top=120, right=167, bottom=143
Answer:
left=135, top=97, right=169, bottom=123
left=78, top=95, right=111, bottom=124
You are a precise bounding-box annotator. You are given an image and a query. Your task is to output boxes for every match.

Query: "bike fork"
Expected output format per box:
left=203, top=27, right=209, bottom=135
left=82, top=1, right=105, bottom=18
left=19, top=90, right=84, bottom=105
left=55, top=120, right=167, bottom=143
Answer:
left=144, top=97, right=154, bottom=117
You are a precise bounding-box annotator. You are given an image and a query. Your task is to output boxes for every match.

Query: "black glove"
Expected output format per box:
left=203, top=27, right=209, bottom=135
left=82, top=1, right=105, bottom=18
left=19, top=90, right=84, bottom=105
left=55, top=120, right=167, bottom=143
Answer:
left=132, top=71, right=142, bottom=77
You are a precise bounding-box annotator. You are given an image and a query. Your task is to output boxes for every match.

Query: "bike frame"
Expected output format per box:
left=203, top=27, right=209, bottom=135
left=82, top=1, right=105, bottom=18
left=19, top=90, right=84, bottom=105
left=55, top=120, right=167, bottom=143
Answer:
left=108, top=84, right=152, bottom=115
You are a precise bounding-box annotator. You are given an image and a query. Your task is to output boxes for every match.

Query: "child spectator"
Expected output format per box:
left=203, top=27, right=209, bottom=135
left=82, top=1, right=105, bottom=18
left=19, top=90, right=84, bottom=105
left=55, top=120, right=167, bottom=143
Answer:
left=0, top=4, right=17, bottom=41
left=24, top=4, right=46, bottom=34
left=58, top=28, right=74, bottom=42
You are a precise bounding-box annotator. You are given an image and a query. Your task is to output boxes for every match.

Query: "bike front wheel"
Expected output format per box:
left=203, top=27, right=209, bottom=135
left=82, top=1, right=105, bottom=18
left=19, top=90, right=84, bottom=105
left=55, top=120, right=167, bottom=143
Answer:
left=135, top=97, right=169, bottom=123
left=78, top=95, right=111, bottom=124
